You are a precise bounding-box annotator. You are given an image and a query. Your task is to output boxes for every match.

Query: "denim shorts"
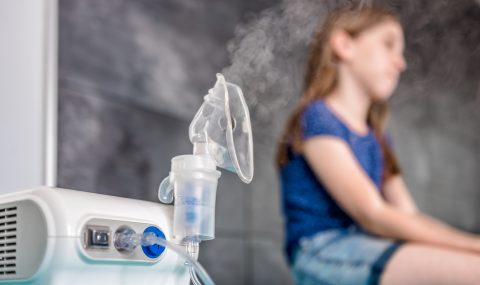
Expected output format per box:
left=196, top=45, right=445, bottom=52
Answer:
left=292, top=226, right=402, bottom=285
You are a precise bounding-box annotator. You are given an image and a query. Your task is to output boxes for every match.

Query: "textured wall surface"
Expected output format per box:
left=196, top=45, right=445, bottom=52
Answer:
left=58, top=0, right=480, bottom=284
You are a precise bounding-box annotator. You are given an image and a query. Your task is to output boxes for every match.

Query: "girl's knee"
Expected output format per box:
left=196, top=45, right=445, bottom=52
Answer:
left=381, top=244, right=480, bottom=285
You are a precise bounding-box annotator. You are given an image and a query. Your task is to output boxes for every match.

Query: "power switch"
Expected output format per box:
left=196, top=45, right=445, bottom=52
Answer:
left=86, top=226, right=110, bottom=249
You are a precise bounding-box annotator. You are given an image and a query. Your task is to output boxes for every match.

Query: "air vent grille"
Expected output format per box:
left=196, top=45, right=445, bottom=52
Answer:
left=0, top=206, right=17, bottom=277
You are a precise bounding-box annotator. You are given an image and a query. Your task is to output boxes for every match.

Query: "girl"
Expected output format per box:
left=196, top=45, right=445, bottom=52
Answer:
left=277, top=4, right=480, bottom=285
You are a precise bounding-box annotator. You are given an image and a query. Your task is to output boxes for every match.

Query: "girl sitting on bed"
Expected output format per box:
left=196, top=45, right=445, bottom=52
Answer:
left=277, top=3, right=480, bottom=285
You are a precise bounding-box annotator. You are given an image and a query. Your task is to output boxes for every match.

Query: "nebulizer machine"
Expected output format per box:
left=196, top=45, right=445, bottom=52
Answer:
left=0, top=73, right=253, bottom=285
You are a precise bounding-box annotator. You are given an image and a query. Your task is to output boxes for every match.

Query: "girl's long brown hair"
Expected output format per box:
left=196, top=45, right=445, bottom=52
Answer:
left=276, top=4, right=401, bottom=183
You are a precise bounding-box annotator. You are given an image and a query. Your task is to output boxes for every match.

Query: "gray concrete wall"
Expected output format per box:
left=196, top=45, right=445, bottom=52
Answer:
left=57, top=1, right=480, bottom=284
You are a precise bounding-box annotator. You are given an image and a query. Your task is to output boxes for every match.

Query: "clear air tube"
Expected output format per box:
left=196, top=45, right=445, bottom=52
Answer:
left=114, top=232, right=214, bottom=285
left=186, top=240, right=202, bottom=285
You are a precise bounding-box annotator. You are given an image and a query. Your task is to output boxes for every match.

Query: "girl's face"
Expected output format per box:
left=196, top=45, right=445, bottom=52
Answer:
left=347, top=20, right=406, bottom=101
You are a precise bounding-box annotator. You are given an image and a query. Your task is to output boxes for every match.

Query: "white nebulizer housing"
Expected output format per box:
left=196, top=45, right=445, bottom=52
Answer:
left=0, top=187, right=193, bottom=285
left=158, top=73, right=254, bottom=245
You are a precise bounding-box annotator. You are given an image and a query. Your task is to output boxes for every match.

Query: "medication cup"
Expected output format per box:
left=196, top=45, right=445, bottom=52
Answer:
left=159, top=155, right=221, bottom=242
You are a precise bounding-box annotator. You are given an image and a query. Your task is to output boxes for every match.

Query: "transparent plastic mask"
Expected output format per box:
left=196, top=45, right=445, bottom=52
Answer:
left=189, top=73, right=254, bottom=183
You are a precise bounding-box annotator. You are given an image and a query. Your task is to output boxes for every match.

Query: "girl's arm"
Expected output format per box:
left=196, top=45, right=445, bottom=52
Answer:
left=382, top=175, right=418, bottom=215
left=303, top=136, right=480, bottom=254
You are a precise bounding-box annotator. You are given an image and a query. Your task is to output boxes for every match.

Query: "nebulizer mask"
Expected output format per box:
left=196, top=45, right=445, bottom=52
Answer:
left=157, top=73, right=254, bottom=285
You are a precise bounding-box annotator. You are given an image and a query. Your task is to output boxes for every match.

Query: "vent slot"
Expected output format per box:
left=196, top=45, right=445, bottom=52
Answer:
left=0, top=206, right=16, bottom=277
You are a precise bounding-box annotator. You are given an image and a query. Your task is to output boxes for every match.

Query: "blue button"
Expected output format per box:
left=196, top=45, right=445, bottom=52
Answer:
left=141, top=226, right=166, bottom=258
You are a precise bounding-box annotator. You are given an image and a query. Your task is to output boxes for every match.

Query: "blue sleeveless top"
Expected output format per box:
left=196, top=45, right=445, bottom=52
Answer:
left=280, top=99, right=384, bottom=262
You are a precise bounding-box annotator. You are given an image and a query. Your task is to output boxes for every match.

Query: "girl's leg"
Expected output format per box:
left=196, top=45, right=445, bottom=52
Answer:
left=380, top=243, right=480, bottom=285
